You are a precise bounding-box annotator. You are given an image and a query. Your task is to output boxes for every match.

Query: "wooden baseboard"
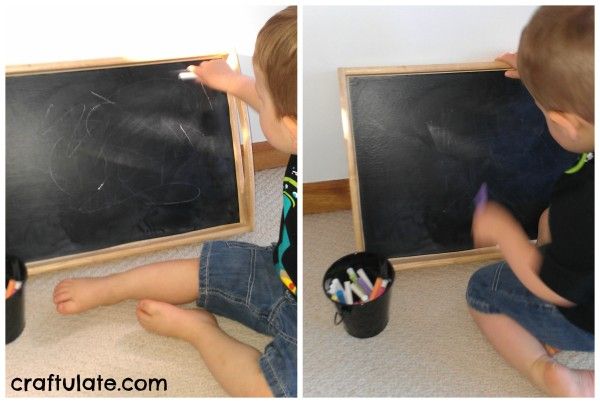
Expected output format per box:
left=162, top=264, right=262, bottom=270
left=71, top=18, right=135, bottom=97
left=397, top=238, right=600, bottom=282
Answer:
left=252, top=141, right=289, bottom=171
left=304, top=179, right=351, bottom=214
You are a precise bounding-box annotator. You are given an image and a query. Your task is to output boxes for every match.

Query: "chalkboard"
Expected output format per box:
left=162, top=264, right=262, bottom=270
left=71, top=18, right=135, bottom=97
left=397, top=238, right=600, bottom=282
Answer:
left=6, top=55, right=253, bottom=272
left=340, top=63, right=577, bottom=263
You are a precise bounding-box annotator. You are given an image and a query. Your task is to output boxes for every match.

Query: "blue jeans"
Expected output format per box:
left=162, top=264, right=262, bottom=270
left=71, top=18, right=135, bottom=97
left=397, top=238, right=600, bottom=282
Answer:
left=196, top=241, right=297, bottom=397
left=466, top=261, right=594, bottom=352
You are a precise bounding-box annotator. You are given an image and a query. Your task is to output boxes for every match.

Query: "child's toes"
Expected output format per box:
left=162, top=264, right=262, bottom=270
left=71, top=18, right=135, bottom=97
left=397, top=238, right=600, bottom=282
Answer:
left=137, top=299, right=152, bottom=314
left=52, top=282, right=66, bottom=297
left=56, top=300, right=77, bottom=314
left=136, top=305, right=150, bottom=321
left=53, top=290, right=71, bottom=304
left=135, top=309, right=148, bottom=327
left=137, top=299, right=164, bottom=317
left=53, top=280, right=74, bottom=297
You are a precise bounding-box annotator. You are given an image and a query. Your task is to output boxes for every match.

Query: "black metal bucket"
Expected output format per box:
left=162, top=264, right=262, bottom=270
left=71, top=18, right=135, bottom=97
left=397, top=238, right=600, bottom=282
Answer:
left=323, top=252, right=394, bottom=338
left=6, top=255, right=27, bottom=344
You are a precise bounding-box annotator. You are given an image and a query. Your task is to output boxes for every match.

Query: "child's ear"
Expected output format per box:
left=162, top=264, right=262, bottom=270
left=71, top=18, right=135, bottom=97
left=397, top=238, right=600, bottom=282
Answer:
left=546, top=111, right=583, bottom=141
left=282, top=116, right=297, bottom=143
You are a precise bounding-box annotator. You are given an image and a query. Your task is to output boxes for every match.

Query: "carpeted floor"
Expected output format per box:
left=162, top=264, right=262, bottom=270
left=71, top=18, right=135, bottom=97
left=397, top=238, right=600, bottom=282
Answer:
left=5, top=167, right=284, bottom=397
left=303, top=211, right=594, bottom=397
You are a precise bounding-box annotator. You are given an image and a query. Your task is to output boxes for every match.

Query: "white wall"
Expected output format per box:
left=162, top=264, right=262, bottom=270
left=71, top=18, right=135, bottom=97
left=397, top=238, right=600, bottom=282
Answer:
left=5, top=0, right=285, bottom=143
left=304, top=6, right=538, bottom=182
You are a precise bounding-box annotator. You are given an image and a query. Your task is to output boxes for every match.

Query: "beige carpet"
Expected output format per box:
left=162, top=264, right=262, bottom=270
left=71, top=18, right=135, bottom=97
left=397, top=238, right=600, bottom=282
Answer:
left=5, top=167, right=283, bottom=397
left=303, top=211, right=594, bottom=397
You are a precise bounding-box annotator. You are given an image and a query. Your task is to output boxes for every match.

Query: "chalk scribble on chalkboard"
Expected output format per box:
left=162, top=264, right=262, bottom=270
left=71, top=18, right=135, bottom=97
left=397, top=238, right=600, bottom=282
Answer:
left=49, top=137, right=72, bottom=196
left=179, top=124, right=194, bottom=147
left=73, top=105, right=86, bottom=133
left=199, top=81, right=214, bottom=111
left=85, top=101, right=111, bottom=137
left=77, top=182, right=202, bottom=213
left=40, top=105, right=78, bottom=136
left=41, top=87, right=207, bottom=214
left=89, top=90, right=115, bottom=104
left=426, top=122, right=482, bottom=158
left=44, top=103, right=54, bottom=118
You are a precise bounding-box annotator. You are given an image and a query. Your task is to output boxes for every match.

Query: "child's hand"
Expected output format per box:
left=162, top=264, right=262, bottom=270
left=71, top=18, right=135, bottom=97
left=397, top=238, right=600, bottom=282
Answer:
left=495, top=52, right=520, bottom=79
left=188, top=59, right=239, bottom=93
left=472, top=201, right=517, bottom=248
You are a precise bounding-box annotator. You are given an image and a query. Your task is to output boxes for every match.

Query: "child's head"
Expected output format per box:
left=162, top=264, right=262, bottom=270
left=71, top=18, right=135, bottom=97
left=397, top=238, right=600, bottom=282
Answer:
left=518, top=6, right=594, bottom=153
left=253, top=6, right=297, bottom=154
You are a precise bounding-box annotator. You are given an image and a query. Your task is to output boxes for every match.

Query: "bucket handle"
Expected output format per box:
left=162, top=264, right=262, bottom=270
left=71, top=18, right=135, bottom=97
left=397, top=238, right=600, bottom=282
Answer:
left=334, top=311, right=344, bottom=326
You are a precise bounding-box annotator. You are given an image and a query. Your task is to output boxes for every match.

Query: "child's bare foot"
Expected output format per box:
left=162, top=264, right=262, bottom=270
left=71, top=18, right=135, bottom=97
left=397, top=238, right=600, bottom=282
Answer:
left=53, top=277, right=118, bottom=314
left=136, top=299, right=218, bottom=342
left=533, top=355, right=595, bottom=397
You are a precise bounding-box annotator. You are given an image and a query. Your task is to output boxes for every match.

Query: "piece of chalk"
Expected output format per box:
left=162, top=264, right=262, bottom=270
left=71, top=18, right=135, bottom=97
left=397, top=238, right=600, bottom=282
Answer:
left=5, top=279, right=16, bottom=299
left=336, top=289, right=346, bottom=305
left=357, top=277, right=372, bottom=294
left=344, top=281, right=354, bottom=305
left=357, top=268, right=374, bottom=289
left=178, top=71, right=197, bottom=81
left=331, top=278, right=344, bottom=295
left=346, top=267, right=359, bottom=284
left=474, top=183, right=488, bottom=209
left=369, top=277, right=383, bottom=300
left=350, top=283, right=369, bottom=302
left=376, top=279, right=389, bottom=298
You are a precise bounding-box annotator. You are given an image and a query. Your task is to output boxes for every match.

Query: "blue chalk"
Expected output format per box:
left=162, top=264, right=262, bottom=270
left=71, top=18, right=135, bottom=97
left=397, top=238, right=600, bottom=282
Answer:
left=336, top=289, right=346, bottom=305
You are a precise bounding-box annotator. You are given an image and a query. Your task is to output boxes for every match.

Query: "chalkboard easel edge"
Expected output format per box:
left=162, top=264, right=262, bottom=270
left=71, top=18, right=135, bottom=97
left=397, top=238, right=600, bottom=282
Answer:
left=338, top=67, right=366, bottom=252
left=26, top=222, right=252, bottom=276
left=339, top=61, right=511, bottom=78
left=390, top=246, right=503, bottom=271
left=227, top=53, right=256, bottom=236
left=5, top=53, right=229, bottom=77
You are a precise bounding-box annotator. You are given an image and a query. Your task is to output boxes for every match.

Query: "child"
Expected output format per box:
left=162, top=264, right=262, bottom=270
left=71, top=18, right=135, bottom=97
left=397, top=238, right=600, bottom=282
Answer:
left=467, top=6, right=593, bottom=397
left=53, top=6, right=297, bottom=397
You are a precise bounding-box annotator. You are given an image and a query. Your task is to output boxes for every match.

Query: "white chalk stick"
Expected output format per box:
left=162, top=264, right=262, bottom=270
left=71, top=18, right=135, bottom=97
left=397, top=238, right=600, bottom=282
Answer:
left=178, top=71, right=197, bottom=81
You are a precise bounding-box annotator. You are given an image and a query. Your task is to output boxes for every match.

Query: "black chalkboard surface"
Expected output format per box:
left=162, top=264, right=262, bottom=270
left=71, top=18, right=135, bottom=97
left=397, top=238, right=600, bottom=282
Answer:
left=6, top=56, right=250, bottom=267
left=341, top=64, right=577, bottom=260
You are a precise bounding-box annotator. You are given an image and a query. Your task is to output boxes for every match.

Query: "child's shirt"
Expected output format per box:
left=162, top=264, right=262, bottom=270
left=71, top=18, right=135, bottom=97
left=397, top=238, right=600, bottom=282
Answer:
left=274, top=154, right=297, bottom=296
left=539, top=153, right=594, bottom=333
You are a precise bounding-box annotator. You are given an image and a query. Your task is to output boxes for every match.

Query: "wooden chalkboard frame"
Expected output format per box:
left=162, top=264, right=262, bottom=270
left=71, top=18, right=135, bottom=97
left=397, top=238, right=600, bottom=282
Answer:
left=338, top=61, right=520, bottom=270
left=7, top=53, right=255, bottom=275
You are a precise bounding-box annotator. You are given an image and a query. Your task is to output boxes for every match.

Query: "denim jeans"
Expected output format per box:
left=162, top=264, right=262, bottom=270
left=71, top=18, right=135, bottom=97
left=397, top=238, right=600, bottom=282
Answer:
left=197, top=240, right=297, bottom=397
left=466, top=260, right=593, bottom=351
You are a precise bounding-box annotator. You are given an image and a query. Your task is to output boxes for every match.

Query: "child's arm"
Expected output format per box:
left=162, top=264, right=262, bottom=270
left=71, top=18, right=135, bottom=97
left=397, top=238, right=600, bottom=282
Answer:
left=188, top=60, right=261, bottom=113
left=473, top=202, right=574, bottom=308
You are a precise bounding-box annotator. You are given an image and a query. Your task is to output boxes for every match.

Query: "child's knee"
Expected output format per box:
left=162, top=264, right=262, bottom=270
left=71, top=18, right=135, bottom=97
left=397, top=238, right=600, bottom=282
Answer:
left=467, top=265, right=496, bottom=296
left=466, top=263, right=501, bottom=312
